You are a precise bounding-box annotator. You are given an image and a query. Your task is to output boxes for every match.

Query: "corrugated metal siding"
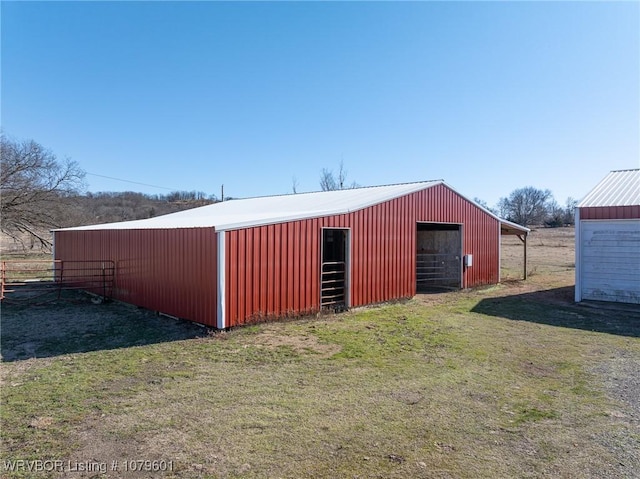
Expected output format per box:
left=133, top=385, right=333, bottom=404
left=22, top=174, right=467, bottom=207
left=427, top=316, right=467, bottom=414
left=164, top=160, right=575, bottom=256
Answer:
left=579, top=206, right=640, bottom=220
left=225, top=184, right=499, bottom=327
left=54, top=228, right=218, bottom=326
left=414, top=185, right=500, bottom=288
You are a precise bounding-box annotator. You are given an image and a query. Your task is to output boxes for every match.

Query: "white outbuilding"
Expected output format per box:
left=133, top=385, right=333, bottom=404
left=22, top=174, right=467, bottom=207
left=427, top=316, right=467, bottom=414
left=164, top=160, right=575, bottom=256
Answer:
left=575, top=169, right=640, bottom=304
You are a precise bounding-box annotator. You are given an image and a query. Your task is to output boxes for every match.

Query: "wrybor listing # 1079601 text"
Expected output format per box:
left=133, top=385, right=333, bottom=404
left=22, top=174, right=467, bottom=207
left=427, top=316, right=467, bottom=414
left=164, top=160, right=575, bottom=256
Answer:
left=2, top=459, right=175, bottom=474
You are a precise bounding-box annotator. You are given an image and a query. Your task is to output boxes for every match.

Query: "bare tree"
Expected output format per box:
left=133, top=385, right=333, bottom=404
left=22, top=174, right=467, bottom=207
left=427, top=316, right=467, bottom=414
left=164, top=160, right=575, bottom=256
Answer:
left=544, top=199, right=565, bottom=227
left=73, top=191, right=216, bottom=226
left=319, top=168, right=338, bottom=191
left=563, top=197, right=578, bottom=225
left=337, top=161, right=347, bottom=189
left=1, top=135, right=86, bottom=248
left=319, top=160, right=359, bottom=191
left=498, top=186, right=553, bottom=226
left=165, top=190, right=212, bottom=203
left=543, top=196, right=579, bottom=227
left=473, top=197, right=498, bottom=215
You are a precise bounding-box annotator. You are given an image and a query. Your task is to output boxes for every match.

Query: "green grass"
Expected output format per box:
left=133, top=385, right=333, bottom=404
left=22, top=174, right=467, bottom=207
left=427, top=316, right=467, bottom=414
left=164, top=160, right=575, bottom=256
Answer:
left=1, top=288, right=639, bottom=478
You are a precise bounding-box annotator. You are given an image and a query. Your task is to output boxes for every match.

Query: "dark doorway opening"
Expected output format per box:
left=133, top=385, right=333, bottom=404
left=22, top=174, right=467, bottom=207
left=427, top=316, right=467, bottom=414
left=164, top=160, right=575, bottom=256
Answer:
left=321, top=229, right=349, bottom=311
left=416, top=223, right=462, bottom=292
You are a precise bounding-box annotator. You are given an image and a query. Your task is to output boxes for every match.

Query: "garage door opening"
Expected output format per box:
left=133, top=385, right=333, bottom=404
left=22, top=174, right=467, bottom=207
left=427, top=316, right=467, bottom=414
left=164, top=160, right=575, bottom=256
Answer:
left=416, top=223, right=462, bottom=292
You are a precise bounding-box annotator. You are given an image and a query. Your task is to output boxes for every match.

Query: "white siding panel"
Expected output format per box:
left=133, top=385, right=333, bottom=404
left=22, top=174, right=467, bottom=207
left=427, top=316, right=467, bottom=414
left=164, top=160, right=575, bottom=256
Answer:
left=580, top=220, right=640, bottom=304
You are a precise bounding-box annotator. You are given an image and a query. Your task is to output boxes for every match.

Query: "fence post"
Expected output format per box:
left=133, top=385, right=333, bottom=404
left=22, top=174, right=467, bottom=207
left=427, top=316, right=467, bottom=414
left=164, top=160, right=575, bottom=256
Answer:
left=1, top=261, right=5, bottom=300
left=57, top=260, right=64, bottom=299
left=102, top=262, right=106, bottom=300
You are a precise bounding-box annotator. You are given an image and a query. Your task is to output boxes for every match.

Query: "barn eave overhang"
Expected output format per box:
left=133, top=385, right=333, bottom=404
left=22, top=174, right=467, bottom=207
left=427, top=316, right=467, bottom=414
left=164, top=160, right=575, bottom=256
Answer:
left=500, top=220, right=530, bottom=237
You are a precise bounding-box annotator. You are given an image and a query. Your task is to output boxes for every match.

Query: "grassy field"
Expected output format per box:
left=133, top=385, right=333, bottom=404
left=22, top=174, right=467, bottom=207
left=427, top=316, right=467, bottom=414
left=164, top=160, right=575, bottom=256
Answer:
left=1, top=227, right=639, bottom=478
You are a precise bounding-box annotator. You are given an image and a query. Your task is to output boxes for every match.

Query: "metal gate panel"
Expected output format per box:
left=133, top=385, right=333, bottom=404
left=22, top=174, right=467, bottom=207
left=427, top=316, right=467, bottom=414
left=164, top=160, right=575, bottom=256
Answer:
left=416, top=253, right=461, bottom=290
left=320, top=261, right=346, bottom=308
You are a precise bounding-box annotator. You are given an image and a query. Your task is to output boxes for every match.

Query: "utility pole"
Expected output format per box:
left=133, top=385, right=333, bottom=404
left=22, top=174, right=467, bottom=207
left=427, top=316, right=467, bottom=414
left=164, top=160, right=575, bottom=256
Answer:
left=221, top=184, right=224, bottom=202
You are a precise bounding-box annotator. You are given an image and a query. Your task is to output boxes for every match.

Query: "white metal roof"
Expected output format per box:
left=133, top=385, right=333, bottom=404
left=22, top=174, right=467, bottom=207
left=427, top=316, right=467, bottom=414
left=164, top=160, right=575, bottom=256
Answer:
left=58, top=181, right=440, bottom=231
left=56, top=179, right=528, bottom=234
left=578, top=169, right=640, bottom=208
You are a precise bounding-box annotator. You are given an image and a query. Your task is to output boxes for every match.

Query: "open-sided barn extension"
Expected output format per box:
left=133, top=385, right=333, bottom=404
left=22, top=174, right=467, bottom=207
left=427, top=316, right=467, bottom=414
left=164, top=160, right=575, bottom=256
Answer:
left=54, top=181, right=528, bottom=328
left=575, top=169, right=640, bottom=304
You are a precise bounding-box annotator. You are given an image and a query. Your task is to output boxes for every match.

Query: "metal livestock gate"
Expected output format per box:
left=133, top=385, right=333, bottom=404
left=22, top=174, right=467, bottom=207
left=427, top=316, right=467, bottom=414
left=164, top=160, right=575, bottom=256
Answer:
left=1, top=259, right=115, bottom=302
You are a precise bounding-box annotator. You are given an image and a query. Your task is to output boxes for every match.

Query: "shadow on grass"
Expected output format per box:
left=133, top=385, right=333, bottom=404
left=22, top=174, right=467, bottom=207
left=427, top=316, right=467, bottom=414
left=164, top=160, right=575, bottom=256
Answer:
left=471, top=286, right=640, bottom=338
left=1, top=290, right=209, bottom=362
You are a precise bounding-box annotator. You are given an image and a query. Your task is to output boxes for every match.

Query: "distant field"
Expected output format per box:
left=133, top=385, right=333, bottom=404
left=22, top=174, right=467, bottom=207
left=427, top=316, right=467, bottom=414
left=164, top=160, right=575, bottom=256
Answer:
left=2, top=226, right=639, bottom=478
left=501, top=226, right=575, bottom=281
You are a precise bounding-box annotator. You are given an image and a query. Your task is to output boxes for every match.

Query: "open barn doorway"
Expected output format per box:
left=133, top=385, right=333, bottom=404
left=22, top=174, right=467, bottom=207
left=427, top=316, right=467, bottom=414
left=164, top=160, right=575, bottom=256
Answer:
left=320, top=228, right=349, bottom=311
left=416, top=223, right=462, bottom=292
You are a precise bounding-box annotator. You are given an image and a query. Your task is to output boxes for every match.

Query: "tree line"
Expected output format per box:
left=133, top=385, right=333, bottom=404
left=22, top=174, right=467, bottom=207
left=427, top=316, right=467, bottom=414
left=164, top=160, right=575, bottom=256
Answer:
left=1, top=134, right=576, bottom=250
left=476, top=187, right=577, bottom=228
left=77, top=191, right=216, bottom=225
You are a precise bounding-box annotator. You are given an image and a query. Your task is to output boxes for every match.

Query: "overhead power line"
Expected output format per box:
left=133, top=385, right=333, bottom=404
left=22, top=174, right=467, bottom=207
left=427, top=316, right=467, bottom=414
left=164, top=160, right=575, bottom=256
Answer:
left=86, top=172, right=178, bottom=191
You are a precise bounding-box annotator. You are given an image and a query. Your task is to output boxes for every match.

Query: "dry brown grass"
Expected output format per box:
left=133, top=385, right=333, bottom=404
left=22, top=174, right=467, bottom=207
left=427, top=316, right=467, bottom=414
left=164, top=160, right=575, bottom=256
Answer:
left=501, top=226, right=575, bottom=281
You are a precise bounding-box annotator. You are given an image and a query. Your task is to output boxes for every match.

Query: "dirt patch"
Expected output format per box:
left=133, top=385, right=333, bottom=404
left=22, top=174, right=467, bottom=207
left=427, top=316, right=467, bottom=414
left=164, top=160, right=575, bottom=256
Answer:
left=248, top=324, right=341, bottom=358
left=28, top=416, right=54, bottom=430
left=64, top=416, right=174, bottom=478
left=520, top=360, right=557, bottom=379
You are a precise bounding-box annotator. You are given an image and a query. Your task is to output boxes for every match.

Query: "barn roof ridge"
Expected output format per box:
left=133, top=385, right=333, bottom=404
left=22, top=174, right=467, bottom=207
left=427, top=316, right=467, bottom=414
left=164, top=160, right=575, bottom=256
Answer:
left=223, top=179, right=447, bottom=202
left=56, top=179, right=527, bottom=234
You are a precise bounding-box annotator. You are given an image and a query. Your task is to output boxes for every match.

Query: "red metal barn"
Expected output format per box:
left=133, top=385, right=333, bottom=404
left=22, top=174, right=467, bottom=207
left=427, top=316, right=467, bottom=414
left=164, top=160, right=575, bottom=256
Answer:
left=54, top=181, right=528, bottom=328
left=575, top=169, right=640, bottom=304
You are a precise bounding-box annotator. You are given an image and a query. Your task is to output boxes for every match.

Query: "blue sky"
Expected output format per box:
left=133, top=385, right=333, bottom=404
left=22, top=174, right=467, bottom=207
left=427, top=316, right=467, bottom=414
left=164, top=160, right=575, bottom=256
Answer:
left=2, top=1, right=638, bottom=207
